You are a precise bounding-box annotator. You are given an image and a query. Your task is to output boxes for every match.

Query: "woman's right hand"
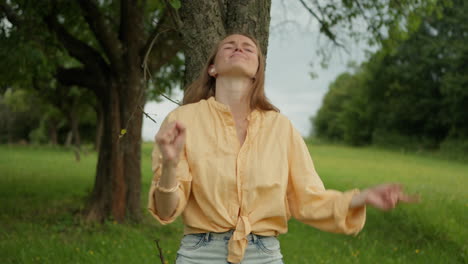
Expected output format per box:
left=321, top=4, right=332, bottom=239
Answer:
left=155, top=121, right=186, bottom=168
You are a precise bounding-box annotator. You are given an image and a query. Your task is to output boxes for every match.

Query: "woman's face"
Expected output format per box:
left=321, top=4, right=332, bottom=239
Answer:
left=210, top=34, right=259, bottom=79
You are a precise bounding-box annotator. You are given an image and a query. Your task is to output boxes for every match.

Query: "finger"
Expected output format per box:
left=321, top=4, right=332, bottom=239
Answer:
left=175, top=121, right=186, bottom=132
left=384, top=183, right=401, bottom=193
left=368, top=192, right=392, bottom=211
left=164, top=123, right=180, bottom=142
left=167, top=133, right=176, bottom=144
left=173, top=131, right=186, bottom=149
left=158, top=134, right=177, bottom=146
left=158, top=131, right=173, bottom=144
left=155, top=134, right=168, bottom=145
left=399, top=193, right=420, bottom=203
left=390, top=192, right=398, bottom=207
left=157, top=121, right=176, bottom=140
left=380, top=200, right=393, bottom=211
left=162, top=120, right=177, bottom=129
left=381, top=184, right=402, bottom=208
left=376, top=183, right=400, bottom=194
left=375, top=195, right=390, bottom=210
left=386, top=192, right=397, bottom=209
left=393, top=183, right=403, bottom=192
left=381, top=189, right=397, bottom=209
left=166, top=121, right=178, bottom=133
left=174, top=124, right=186, bottom=146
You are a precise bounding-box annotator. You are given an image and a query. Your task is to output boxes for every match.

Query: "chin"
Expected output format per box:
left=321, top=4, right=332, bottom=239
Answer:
left=221, top=64, right=256, bottom=79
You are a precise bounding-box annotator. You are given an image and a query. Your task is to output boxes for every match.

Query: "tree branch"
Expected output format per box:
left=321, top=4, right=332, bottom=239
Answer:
left=118, top=0, right=147, bottom=82
left=143, top=11, right=171, bottom=58
left=298, top=0, right=322, bottom=24
left=43, top=13, right=109, bottom=77
left=311, top=0, right=326, bottom=21
left=119, top=0, right=145, bottom=49
left=142, top=7, right=183, bottom=71
left=146, top=30, right=182, bottom=74
left=298, top=0, right=345, bottom=48
left=56, top=66, right=105, bottom=95
left=162, top=0, right=183, bottom=30
left=353, top=0, right=383, bottom=42
left=77, top=0, right=123, bottom=72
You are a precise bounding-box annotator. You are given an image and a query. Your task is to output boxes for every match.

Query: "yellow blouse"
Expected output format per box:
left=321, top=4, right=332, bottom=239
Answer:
left=148, top=96, right=366, bottom=263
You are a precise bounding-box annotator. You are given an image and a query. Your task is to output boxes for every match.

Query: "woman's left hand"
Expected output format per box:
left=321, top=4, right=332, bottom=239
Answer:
left=350, top=184, right=419, bottom=210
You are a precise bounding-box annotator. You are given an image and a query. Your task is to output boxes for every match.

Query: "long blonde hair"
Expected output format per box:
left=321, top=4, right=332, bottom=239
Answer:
left=182, top=33, right=279, bottom=112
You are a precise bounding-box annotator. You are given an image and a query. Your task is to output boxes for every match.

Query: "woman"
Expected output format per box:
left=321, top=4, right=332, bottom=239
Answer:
left=148, top=33, right=417, bottom=264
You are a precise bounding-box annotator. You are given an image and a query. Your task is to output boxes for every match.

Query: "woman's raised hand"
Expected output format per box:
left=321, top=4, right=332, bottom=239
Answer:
left=351, top=184, right=419, bottom=210
left=366, top=184, right=419, bottom=210
left=155, top=121, right=186, bottom=168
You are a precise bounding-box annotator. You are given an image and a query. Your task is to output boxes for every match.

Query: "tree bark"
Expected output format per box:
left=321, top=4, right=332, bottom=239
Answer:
left=94, top=103, right=104, bottom=152
left=70, top=101, right=81, bottom=162
left=83, top=9, right=179, bottom=222
left=179, top=0, right=272, bottom=85
left=85, top=71, right=145, bottom=222
left=87, top=83, right=125, bottom=222
left=179, top=1, right=226, bottom=85
left=70, top=98, right=81, bottom=150
left=49, top=121, right=58, bottom=145
left=225, top=1, right=271, bottom=57
left=82, top=1, right=147, bottom=222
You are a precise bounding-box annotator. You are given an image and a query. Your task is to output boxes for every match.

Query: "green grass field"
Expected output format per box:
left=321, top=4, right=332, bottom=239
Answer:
left=0, top=143, right=466, bottom=263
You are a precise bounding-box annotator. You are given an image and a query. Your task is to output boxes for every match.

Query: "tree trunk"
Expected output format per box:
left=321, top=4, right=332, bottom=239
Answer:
left=70, top=111, right=81, bottom=150
left=120, top=48, right=146, bottom=221
left=94, top=103, right=104, bottom=152
left=0, top=0, right=181, bottom=222
left=70, top=115, right=81, bottom=161
left=68, top=100, right=81, bottom=161
left=49, top=121, right=58, bottom=145
left=179, top=1, right=226, bottom=85
left=65, top=131, right=72, bottom=147
left=82, top=0, right=171, bottom=222
left=224, top=1, right=271, bottom=56
left=86, top=83, right=126, bottom=222
left=85, top=71, right=144, bottom=222
left=180, top=0, right=272, bottom=84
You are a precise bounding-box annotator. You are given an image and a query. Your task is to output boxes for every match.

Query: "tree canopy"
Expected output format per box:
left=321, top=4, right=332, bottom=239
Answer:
left=313, top=0, right=467, bottom=155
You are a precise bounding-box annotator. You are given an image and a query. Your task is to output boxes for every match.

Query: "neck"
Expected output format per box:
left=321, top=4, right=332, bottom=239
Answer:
left=215, top=76, right=253, bottom=120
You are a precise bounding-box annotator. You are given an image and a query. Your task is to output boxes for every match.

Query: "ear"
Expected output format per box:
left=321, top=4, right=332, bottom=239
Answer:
left=208, top=65, right=217, bottom=77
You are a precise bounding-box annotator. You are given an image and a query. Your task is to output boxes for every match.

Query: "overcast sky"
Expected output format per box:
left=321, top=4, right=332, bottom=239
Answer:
left=141, top=0, right=370, bottom=141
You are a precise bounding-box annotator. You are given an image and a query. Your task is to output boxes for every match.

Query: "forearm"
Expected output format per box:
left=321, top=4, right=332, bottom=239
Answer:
left=154, top=163, right=180, bottom=220
left=350, top=189, right=369, bottom=209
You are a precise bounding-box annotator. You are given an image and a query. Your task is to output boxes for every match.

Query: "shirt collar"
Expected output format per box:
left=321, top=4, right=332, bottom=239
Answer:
left=207, top=96, right=230, bottom=113
left=206, top=96, right=259, bottom=121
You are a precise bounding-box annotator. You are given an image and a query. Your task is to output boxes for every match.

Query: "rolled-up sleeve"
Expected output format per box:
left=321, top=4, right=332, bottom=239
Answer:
left=286, top=123, right=366, bottom=235
left=147, top=114, right=192, bottom=225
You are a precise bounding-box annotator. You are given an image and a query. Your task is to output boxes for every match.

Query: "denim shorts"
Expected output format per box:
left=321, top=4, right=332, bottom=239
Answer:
left=175, top=230, right=284, bottom=264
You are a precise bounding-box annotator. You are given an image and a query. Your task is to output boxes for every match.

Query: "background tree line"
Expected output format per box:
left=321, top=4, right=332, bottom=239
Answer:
left=313, top=0, right=467, bottom=156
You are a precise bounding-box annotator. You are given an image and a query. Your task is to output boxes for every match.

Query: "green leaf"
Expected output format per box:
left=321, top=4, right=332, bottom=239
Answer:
left=147, top=0, right=164, bottom=12
left=120, top=129, right=127, bottom=136
left=169, top=0, right=181, bottom=9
